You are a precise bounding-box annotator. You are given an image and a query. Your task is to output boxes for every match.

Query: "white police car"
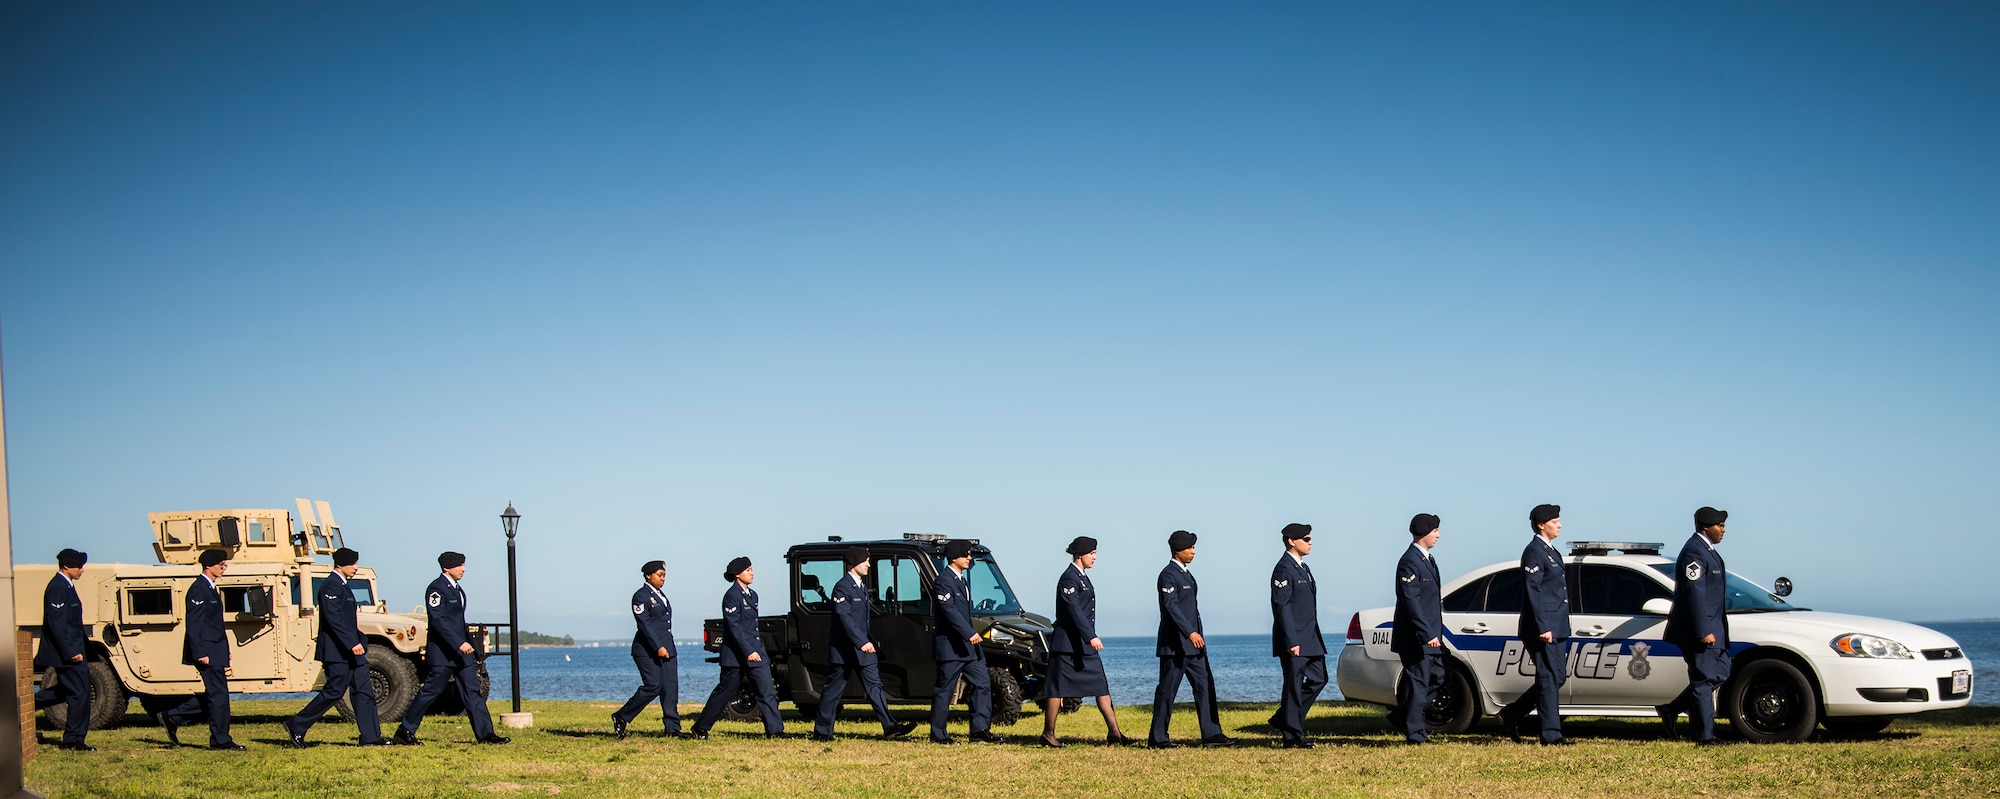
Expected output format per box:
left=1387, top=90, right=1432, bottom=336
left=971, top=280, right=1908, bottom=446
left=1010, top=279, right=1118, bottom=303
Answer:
left=1336, top=541, right=1976, bottom=742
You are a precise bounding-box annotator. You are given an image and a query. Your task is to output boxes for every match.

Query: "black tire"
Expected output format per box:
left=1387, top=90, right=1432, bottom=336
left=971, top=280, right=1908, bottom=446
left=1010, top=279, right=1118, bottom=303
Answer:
left=1394, top=662, right=1480, bottom=735
left=341, top=646, right=420, bottom=723
left=1060, top=697, right=1082, bottom=714
left=1822, top=716, right=1895, bottom=737
left=719, top=686, right=762, bottom=723
left=40, top=660, right=127, bottom=731
left=989, top=669, right=1024, bottom=727
left=1725, top=658, right=1818, bottom=743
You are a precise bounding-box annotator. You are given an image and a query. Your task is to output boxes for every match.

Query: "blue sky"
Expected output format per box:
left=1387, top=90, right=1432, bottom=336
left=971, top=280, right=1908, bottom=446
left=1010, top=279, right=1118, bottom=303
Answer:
left=3, top=2, right=1996, bottom=639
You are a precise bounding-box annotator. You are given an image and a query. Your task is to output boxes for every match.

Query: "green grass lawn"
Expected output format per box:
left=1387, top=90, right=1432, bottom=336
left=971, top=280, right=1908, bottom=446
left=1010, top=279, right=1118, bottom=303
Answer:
left=24, top=700, right=2000, bottom=798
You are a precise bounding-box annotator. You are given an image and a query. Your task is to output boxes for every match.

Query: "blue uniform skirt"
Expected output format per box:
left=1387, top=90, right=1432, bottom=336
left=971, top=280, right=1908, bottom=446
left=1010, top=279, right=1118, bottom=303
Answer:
left=1045, top=652, right=1110, bottom=698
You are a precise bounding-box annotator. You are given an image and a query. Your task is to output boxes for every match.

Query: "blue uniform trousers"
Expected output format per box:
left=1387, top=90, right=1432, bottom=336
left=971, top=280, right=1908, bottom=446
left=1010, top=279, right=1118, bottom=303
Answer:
left=1269, top=654, right=1327, bottom=743
left=694, top=660, right=784, bottom=734
left=928, top=657, right=992, bottom=740
left=33, top=661, right=92, bottom=745
left=1395, top=650, right=1446, bottom=740
left=1665, top=646, right=1732, bottom=742
left=813, top=661, right=898, bottom=735
left=162, top=663, right=235, bottom=747
left=615, top=654, right=682, bottom=732
left=1149, top=654, right=1223, bottom=744
left=1501, top=639, right=1567, bottom=742
left=400, top=659, right=495, bottom=739
left=289, top=661, right=382, bottom=742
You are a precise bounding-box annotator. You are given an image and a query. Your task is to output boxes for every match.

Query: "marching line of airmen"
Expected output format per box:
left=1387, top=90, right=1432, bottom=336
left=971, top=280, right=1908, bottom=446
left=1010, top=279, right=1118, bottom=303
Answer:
left=34, top=503, right=1737, bottom=751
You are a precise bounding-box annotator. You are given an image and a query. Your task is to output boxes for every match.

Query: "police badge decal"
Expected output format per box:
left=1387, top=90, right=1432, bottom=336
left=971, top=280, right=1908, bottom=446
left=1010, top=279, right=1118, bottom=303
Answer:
left=1627, top=641, right=1652, bottom=680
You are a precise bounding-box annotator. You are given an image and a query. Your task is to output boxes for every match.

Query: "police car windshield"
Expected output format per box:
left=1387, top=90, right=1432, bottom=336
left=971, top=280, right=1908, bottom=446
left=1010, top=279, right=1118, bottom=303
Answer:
left=1648, top=565, right=1795, bottom=613
left=937, top=556, right=1022, bottom=616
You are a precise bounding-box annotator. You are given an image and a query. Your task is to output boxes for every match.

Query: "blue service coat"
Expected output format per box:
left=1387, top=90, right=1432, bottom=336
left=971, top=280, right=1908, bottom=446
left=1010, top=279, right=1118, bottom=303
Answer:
left=930, top=566, right=981, bottom=662
left=35, top=575, right=86, bottom=669
left=1048, top=564, right=1098, bottom=655
left=422, top=574, right=478, bottom=668
left=1390, top=545, right=1444, bottom=655
left=1664, top=533, right=1729, bottom=649
left=1155, top=562, right=1203, bottom=657
left=1515, top=537, right=1571, bottom=641
left=315, top=573, right=366, bottom=665
left=182, top=576, right=230, bottom=667
left=827, top=573, right=877, bottom=667
left=1270, top=554, right=1325, bottom=657
left=716, top=582, right=767, bottom=668
left=630, top=585, right=677, bottom=659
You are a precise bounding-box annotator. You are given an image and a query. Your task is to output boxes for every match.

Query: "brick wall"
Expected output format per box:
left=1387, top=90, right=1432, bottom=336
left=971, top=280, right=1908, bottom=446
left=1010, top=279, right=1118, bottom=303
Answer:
left=16, top=630, right=34, bottom=764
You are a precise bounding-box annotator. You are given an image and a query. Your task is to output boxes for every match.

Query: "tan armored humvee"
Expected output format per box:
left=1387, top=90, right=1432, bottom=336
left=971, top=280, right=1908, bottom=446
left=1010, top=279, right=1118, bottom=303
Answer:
left=16, top=499, right=481, bottom=729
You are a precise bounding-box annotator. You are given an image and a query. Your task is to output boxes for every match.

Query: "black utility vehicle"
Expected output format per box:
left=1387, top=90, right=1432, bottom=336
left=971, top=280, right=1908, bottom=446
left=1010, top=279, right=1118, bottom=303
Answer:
left=703, top=534, right=1059, bottom=725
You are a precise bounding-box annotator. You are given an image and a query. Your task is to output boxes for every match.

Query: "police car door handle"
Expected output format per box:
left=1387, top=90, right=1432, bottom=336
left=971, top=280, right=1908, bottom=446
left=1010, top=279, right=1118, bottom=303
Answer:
left=1459, top=623, right=1489, bottom=633
left=1577, top=626, right=1608, bottom=637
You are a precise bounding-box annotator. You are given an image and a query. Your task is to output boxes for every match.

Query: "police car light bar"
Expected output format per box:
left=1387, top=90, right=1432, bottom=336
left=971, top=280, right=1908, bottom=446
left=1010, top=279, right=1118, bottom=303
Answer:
left=903, top=533, right=947, bottom=542
left=1569, top=541, right=1664, bottom=556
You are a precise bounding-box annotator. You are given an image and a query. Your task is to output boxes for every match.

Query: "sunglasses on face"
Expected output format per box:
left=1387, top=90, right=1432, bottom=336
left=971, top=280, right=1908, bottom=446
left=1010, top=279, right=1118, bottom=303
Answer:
left=1298, top=537, right=1312, bottom=543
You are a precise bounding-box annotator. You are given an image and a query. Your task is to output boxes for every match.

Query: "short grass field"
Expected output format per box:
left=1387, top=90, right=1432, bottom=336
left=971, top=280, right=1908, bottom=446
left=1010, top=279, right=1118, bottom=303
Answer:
left=24, top=700, right=2000, bottom=798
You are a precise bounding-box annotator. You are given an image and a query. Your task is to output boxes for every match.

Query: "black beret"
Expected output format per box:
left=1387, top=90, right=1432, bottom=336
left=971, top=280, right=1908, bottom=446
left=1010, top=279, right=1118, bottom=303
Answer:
left=641, top=560, right=665, bottom=576
left=844, top=546, right=869, bottom=569
left=1695, top=506, right=1728, bottom=529
left=724, top=556, right=752, bottom=581
left=332, top=547, right=360, bottom=567
left=1066, top=536, right=1098, bottom=557
left=56, top=548, right=87, bottom=569
left=943, top=540, right=974, bottom=561
left=438, top=551, right=466, bottom=569
left=1409, top=514, right=1440, bottom=537
left=1168, top=530, right=1197, bottom=552
left=1530, top=504, right=1561, bottom=526
left=1282, top=523, right=1312, bottom=541
left=198, top=549, right=230, bottom=568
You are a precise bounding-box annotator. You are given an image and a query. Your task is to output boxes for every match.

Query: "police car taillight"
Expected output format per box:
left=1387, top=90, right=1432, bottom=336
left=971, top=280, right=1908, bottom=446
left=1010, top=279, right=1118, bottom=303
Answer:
left=1346, top=613, right=1363, bottom=644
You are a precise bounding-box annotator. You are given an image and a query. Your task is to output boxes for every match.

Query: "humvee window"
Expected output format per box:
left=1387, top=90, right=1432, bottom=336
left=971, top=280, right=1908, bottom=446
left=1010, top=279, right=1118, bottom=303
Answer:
left=163, top=519, right=194, bottom=547
left=127, top=588, right=174, bottom=617
left=798, top=560, right=844, bottom=613
left=246, top=517, right=276, bottom=544
left=219, top=586, right=274, bottom=616
left=307, top=576, right=377, bottom=606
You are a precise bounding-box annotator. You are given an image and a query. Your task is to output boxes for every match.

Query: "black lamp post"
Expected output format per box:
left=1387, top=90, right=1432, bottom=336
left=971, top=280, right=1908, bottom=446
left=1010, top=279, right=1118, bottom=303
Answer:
left=501, top=503, right=522, bottom=714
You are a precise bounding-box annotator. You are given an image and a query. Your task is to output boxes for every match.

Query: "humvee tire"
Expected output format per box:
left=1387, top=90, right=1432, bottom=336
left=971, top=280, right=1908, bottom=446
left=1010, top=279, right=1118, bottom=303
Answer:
left=719, top=686, right=761, bottom=723
left=990, top=669, right=1024, bottom=726
left=331, top=645, right=421, bottom=723
left=40, top=660, right=127, bottom=731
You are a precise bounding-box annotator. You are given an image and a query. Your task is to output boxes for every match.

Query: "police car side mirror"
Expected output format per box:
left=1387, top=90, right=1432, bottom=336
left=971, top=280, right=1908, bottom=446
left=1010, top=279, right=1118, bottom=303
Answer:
left=1641, top=597, right=1672, bottom=616
left=1773, top=577, right=1792, bottom=597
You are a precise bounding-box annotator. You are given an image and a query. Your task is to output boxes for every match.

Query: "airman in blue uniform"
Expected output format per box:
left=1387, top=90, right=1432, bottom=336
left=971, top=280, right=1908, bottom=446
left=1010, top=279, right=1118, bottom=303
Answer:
left=614, top=560, right=683, bottom=739
left=1391, top=514, right=1446, bottom=744
left=285, top=547, right=386, bottom=747
left=1498, top=504, right=1572, bottom=745
left=928, top=540, right=1002, bottom=744
left=396, top=551, right=509, bottom=745
left=1659, top=506, right=1733, bottom=745
left=1040, top=536, right=1136, bottom=747
left=812, top=546, right=918, bottom=741
left=1149, top=530, right=1233, bottom=749
left=161, top=548, right=243, bottom=750
left=34, top=548, right=93, bottom=751
left=1269, top=522, right=1326, bottom=749
left=691, top=557, right=790, bottom=738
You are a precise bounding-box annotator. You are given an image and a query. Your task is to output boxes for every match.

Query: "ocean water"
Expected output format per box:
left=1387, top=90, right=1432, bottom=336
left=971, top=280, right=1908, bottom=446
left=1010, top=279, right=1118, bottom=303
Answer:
left=491, top=621, right=1997, bottom=709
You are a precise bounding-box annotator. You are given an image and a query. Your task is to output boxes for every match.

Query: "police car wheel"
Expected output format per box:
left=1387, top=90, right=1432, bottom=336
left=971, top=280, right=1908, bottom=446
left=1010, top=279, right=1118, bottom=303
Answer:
left=1427, top=667, right=1480, bottom=734
left=1724, top=658, right=1818, bottom=743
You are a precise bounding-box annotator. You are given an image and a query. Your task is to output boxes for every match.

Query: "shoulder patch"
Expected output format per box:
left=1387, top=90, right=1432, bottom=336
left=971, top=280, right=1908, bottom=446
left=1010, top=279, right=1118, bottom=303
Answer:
left=428, top=591, right=442, bottom=607
left=634, top=604, right=645, bottom=615
left=723, top=605, right=738, bottom=613
left=1685, top=562, right=1703, bottom=581
left=1161, top=586, right=1175, bottom=594
left=1273, top=579, right=1289, bottom=588
left=1401, top=574, right=1416, bottom=583
left=936, top=592, right=951, bottom=601
left=1524, top=565, right=1540, bottom=573
left=1062, top=587, right=1076, bottom=594
left=833, top=595, right=847, bottom=603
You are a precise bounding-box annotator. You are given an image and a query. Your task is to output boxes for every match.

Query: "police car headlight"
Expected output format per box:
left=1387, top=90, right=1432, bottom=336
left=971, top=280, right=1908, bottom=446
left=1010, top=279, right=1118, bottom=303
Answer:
left=1830, top=634, right=1914, bottom=659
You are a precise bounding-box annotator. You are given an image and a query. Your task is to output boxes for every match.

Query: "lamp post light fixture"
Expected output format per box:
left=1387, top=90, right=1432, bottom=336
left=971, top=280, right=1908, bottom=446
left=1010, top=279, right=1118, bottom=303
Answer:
left=498, top=503, right=531, bottom=728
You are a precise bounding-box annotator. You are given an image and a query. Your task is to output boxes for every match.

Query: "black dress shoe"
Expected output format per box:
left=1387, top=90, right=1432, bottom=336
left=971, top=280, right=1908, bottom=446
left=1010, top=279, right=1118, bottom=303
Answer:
left=285, top=732, right=310, bottom=749
left=968, top=730, right=1005, bottom=744
left=392, top=729, right=423, bottom=746
left=1147, top=740, right=1180, bottom=749
left=357, top=739, right=390, bottom=747
left=930, top=735, right=956, bottom=745
left=211, top=742, right=247, bottom=751
left=810, top=732, right=835, bottom=742
left=613, top=716, right=629, bottom=740
left=1404, top=735, right=1431, bottom=745
left=1282, top=739, right=1316, bottom=750
left=1200, top=734, right=1239, bottom=748
left=1500, top=713, right=1523, bottom=743
left=57, top=742, right=97, bottom=752
left=1654, top=704, right=1679, bottom=739
left=157, top=714, right=182, bottom=747
left=476, top=734, right=512, bottom=745
left=684, top=730, right=709, bottom=740
left=1540, top=737, right=1573, bottom=746
left=765, top=731, right=796, bottom=740
left=1107, top=732, right=1140, bottom=746
left=1038, top=735, right=1064, bottom=748
left=884, top=721, right=918, bottom=739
